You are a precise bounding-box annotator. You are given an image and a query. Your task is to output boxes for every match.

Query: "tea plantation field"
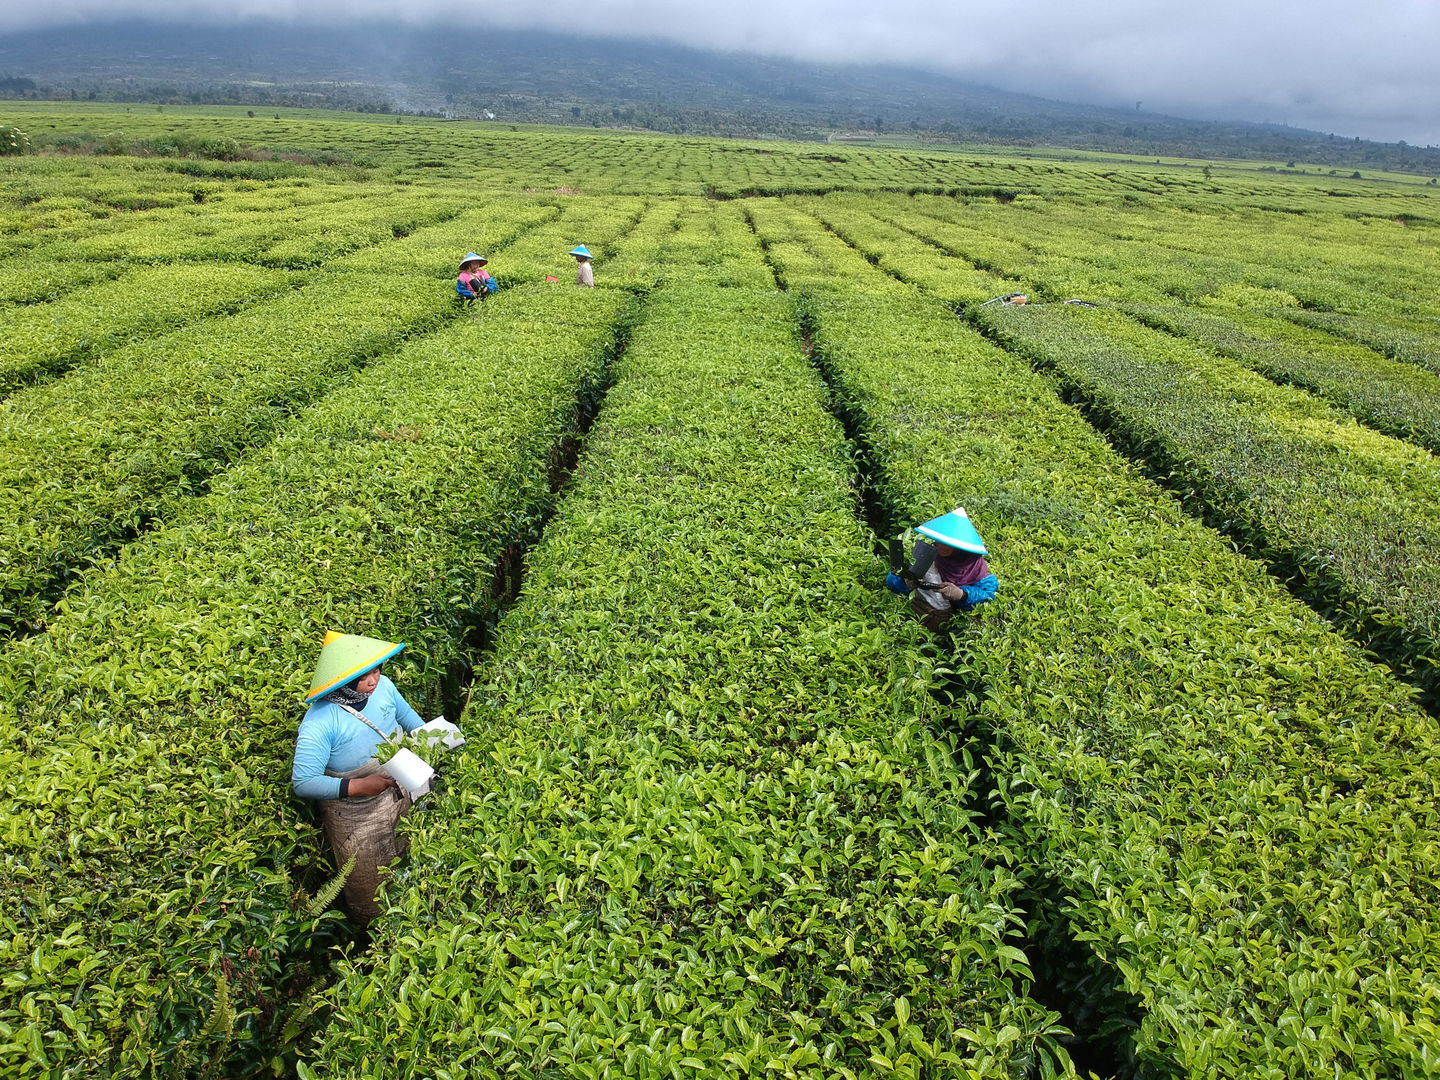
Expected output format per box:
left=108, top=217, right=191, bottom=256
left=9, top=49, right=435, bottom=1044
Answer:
left=2, top=107, right=1439, bottom=1079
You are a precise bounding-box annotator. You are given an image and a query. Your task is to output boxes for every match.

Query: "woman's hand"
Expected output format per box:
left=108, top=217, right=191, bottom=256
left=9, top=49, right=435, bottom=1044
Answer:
left=940, top=583, right=966, bottom=602
left=347, top=773, right=398, bottom=798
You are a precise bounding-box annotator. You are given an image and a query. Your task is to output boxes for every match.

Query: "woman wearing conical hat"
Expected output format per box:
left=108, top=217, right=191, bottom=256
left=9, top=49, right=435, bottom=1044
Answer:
left=291, top=631, right=426, bottom=925
left=885, top=508, right=998, bottom=632
left=569, top=245, right=594, bottom=288
left=456, top=252, right=495, bottom=301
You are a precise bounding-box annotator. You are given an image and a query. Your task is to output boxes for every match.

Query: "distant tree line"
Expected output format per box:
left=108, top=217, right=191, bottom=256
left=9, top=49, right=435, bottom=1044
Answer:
left=6, top=74, right=1437, bottom=176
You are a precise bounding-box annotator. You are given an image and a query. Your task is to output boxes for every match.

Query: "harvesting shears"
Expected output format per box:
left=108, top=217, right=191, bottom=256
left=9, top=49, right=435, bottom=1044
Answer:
left=884, top=536, right=937, bottom=596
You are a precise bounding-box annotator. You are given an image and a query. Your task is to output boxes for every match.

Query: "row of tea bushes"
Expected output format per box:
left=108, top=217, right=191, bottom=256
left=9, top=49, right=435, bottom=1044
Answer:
left=0, top=272, right=456, bottom=635
left=486, top=196, right=650, bottom=286
left=800, top=191, right=1440, bottom=704
left=601, top=199, right=777, bottom=289
left=0, top=262, right=293, bottom=397
left=582, top=198, right=683, bottom=286
left=6, top=182, right=383, bottom=259
left=0, top=256, right=129, bottom=307
left=0, top=194, right=664, bottom=637
left=60, top=188, right=468, bottom=267
left=315, top=284, right=1072, bottom=1079
left=320, top=199, right=562, bottom=278
left=851, top=198, right=1173, bottom=307
left=328, top=193, right=650, bottom=288
left=747, top=199, right=1440, bottom=1077
left=901, top=192, right=1440, bottom=324
left=0, top=191, right=662, bottom=639
left=0, top=284, right=638, bottom=1077
left=794, top=195, right=1024, bottom=307
left=856, top=194, right=1440, bottom=429
left=1281, top=308, right=1440, bottom=379
left=0, top=164, right=370, bottom=252
left=837, top=192, right=1440, bottom=407
left=972, top=303, right=1440, bottom=709
left=11, top=106, right=1433, bottom=215
left=1120, top=301, right=1440, bottom=456
left=800, top=197, right=1440, bottom=483
left=655, top=202, right=781, bottom=289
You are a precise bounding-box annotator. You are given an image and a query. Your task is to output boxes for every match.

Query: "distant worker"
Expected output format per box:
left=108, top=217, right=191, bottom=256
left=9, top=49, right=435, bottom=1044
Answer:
left=885, top=507, right=998, bottom=631
left=456, top=253, right=496, bottom=301
left=291, top=631, right=426, bottom=926
left=570, top=245, right=595, bottom=288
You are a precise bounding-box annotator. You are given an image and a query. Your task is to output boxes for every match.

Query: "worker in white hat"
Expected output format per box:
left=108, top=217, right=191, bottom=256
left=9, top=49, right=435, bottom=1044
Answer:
left=291, top=631, right=425, bottom=925
left=885, top=507, right=998, bottom=631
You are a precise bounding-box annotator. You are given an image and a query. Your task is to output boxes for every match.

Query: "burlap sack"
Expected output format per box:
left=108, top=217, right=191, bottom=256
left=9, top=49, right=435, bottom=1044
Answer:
left=909, top=590, right=954, bottom=633
left=320, top=760, right=413, bottom=926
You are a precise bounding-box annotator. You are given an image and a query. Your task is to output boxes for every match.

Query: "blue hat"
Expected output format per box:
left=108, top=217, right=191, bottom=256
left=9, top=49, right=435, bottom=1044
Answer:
left=915, top=507, right=988, bottom=556
left=459, top=252, right=487, bottom=271
left=568, top=245, right=593, bottom=259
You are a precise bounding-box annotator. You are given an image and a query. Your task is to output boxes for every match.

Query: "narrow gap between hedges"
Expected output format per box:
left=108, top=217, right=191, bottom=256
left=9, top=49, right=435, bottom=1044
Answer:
left=430, top=205, right=654, bottom=718
left=771, top=203, right=1152, bottom=1079
left=434, top=292, right=646, bottom=719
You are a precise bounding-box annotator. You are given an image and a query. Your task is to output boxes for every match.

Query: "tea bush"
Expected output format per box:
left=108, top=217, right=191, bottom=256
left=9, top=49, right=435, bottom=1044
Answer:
left=0, top=262, right=292, bottom=396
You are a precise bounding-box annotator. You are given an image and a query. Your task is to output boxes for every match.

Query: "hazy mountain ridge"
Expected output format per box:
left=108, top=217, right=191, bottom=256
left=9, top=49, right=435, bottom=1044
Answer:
left=2, top=20, right=1436, bottom=174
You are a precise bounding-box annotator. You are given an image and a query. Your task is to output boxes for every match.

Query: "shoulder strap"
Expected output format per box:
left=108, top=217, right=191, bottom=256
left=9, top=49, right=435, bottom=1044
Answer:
left=336, top=702, right=393, bottom=742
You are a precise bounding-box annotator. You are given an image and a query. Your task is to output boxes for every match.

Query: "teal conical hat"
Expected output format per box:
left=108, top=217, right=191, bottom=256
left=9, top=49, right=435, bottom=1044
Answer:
left=915, top=507, right=988, bottom=556
left=305, top=630, right=405, bottom=704
left=459, top=252, right=487, bottom=271
left=568, top=245, right=593, bottom=258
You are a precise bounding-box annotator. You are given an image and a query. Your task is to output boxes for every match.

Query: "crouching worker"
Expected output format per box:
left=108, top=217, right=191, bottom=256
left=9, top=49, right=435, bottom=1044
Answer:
left=456, top=252, right=496, bottom=301
left=885, top=507, right=998, bottom=632
left=291, top=631, right=425, bottom=926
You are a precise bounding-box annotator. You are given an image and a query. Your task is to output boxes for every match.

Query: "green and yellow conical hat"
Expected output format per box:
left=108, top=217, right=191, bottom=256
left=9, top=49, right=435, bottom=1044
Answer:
left=305, top=630, right=405, bottom=703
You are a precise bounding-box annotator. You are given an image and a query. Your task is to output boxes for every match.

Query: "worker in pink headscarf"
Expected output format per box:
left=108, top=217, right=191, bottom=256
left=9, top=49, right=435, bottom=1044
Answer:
left=886, top=507, right=998, bottom=631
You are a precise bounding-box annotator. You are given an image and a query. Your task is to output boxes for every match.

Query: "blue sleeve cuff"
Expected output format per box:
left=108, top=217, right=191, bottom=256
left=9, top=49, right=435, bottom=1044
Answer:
left=292, top=772, right=342, bottom=800
left=959, top=574, right=999, bottom=610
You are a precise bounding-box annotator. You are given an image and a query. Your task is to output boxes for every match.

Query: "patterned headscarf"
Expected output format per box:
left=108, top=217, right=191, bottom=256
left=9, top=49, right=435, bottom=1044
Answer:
left=325, top=679, right=372, bottom=712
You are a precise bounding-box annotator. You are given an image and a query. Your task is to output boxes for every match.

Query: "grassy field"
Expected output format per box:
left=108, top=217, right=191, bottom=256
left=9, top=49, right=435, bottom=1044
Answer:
left=2, top=107, right=1439, bottom=1079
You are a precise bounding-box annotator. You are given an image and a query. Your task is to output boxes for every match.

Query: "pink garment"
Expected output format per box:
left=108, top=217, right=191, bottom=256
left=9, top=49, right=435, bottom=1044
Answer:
left=935, top=549, right=990, bottom=587
left=458, top=269, right=491, bottom=291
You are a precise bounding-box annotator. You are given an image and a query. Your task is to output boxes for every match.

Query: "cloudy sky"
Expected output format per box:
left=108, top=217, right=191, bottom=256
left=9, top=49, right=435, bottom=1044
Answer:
left=10, top=1, right=1439, bottom=145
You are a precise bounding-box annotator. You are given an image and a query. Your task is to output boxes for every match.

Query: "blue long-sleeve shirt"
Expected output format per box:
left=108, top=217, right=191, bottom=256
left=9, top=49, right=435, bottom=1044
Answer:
left=291, top=676, right=424, bottom=800
left=956, top=573, right=999, bottom=611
